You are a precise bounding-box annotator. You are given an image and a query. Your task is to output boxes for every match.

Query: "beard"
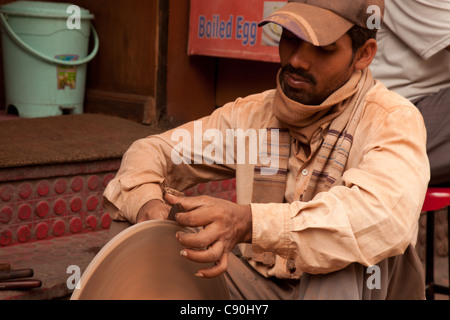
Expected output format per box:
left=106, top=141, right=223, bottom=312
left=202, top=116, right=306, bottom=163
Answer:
left=279, top=64, right=321, bottom=105
left=279, top=64, right=353, bottom=106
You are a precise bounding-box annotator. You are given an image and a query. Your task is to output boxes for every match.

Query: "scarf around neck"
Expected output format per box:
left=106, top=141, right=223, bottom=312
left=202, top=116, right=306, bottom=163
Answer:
left=252, top=68, right=376, bottom=204
left=273, top=69, right=362, bottom=145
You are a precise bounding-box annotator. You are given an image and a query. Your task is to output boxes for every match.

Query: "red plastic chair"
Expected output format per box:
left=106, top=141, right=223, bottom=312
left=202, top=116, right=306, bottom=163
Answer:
left=421, top=188, right=450, bottom=300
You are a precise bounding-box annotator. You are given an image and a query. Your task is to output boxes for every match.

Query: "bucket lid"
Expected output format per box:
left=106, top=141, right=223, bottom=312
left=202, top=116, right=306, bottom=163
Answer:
left=0, top=1, right=94, bottom=19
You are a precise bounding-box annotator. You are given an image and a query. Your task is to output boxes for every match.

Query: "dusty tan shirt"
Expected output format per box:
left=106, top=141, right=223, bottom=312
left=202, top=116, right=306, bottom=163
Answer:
left=103, top=80, right=430, bottom=279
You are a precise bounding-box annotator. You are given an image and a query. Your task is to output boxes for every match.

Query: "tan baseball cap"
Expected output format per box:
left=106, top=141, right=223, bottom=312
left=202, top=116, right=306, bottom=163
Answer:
left=259, top=0, right=385, bottom=46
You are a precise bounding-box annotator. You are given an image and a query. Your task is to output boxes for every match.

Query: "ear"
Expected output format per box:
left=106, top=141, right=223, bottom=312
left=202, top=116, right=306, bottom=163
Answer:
left=353, top=39, right=377, bottom=70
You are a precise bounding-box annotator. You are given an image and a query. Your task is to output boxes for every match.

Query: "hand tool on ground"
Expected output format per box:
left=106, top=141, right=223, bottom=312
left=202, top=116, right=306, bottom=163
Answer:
left=0, top=267, right=42, bottom=291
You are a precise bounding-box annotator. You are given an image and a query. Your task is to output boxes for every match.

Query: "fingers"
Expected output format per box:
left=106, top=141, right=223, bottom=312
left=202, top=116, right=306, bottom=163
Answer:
left=165, top=193, right=209, bottom=212
left=178, top=232, right=229, bottom=278
left=165, top=193, right=218, bottom=227
left=177, top=227, right=216, bottom=249
left=165, top=193, right=237, bottom=278
left=194, top=253, right=229, bottom=279
left=179, top=240, right=224, bottom=264
left=164, top=192, right=180, bottom=205
left=175, top=207, right=215, bottom=228
left=196, top=253, right=228, bottom=278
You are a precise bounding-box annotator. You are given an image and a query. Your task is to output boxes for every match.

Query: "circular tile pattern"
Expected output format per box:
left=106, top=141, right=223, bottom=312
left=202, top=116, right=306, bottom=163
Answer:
left=53, top=220, right=66, bottom=237
left=0, top=206, right=12, bottom=224
left=37, top=180, right=50, bottom=197
left=18, top=204, right=32, bottom=221
left=36, top=201, right=50, bottom=218
left=36, top=222, right=49, bottom=240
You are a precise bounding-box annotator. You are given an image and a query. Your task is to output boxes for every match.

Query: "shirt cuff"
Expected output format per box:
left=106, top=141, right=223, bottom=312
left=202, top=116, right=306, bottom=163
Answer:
left=104, top=182, right=164, bottom=224
left=250, top=202, right=296, bottom=258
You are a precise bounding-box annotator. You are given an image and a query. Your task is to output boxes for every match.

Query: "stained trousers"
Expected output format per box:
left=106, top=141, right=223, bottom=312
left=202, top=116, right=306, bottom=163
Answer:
left=225, top=246, right=425, bottom=300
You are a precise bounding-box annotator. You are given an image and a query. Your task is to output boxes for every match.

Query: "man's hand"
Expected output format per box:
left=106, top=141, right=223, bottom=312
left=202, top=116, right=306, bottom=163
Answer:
left=137, top=199, right=171, bottom=223
left=165, top=193, right=252, bottom=278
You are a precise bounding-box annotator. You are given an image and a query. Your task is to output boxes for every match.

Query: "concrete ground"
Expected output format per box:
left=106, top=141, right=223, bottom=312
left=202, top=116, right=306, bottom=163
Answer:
left=0, top=230, right=109, bottom=300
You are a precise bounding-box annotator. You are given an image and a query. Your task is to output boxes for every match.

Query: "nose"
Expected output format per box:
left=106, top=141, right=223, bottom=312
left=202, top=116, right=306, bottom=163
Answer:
left=289, top=40, right=312, bottom=71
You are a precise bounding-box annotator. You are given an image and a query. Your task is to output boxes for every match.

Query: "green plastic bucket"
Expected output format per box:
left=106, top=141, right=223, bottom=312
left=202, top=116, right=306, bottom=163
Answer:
left=0, top=1, right=99, bottom=118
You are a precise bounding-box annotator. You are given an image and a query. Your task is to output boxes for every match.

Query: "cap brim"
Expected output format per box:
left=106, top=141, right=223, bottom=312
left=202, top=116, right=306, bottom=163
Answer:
left=259, top=3, right=354, bottom=46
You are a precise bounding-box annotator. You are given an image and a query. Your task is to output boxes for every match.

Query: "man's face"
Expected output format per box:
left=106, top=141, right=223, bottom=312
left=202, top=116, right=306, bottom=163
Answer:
left=279, top=29, right=356, bottom=105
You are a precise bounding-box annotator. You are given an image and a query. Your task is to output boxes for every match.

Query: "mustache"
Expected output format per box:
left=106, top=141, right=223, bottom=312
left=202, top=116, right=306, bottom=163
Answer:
left=281, top=65, right=317, bottom=85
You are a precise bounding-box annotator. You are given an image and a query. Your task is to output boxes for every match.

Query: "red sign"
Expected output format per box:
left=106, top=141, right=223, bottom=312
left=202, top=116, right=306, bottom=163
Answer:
left=188, top=0, right=287, bottom=63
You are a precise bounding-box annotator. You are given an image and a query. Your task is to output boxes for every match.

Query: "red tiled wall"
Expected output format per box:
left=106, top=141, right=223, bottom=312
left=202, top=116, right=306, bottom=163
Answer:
left=0, top=173, right=115, bottom=247
left=0, top=173, right=237, bottom=248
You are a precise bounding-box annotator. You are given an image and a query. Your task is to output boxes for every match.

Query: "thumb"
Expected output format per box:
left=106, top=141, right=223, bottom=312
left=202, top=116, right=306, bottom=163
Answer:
left=164, top=192, right=181, bottom=205
left=165, top=192, right=205, bottom=212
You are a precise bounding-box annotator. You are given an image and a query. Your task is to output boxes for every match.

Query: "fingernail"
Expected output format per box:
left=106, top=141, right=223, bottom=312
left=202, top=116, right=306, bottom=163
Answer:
left=180, top=250, right=187, bottom=257
left=176, top=232, right=185, bottom=240
left=195, top=273, right=204, bottom=278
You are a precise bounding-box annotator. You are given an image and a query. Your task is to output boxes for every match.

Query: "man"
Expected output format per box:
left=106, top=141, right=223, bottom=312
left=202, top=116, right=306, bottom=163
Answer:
left=104, top=0, right=430, bottom=299
left=370, top=0, right=450, bottom=186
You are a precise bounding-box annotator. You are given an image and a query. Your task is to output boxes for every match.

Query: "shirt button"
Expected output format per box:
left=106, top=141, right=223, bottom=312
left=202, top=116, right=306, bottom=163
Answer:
left=302, top=169, right=309, bottom=176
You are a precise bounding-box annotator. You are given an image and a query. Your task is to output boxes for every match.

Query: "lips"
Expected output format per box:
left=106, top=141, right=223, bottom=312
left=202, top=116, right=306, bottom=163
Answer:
left=285, top=72, right=311, bottom=89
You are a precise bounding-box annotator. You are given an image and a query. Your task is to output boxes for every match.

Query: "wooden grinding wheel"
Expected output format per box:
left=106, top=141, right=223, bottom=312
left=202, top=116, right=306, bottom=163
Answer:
left=70, top=220, right=230, bottom=300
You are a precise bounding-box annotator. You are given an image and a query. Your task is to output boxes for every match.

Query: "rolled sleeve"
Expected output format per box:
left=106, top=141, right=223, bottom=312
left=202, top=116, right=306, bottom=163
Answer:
left=251, top=202, right=297, bottom=258
left=103, top=181, right=163, bottom=224
left=102, top=105, right=238, bottom=224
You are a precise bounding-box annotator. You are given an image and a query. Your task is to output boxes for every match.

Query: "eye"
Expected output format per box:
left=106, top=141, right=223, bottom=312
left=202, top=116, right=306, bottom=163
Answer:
left=317, top=45, right=335, bottom=54
left=281, top=34, right=297, bottom=44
